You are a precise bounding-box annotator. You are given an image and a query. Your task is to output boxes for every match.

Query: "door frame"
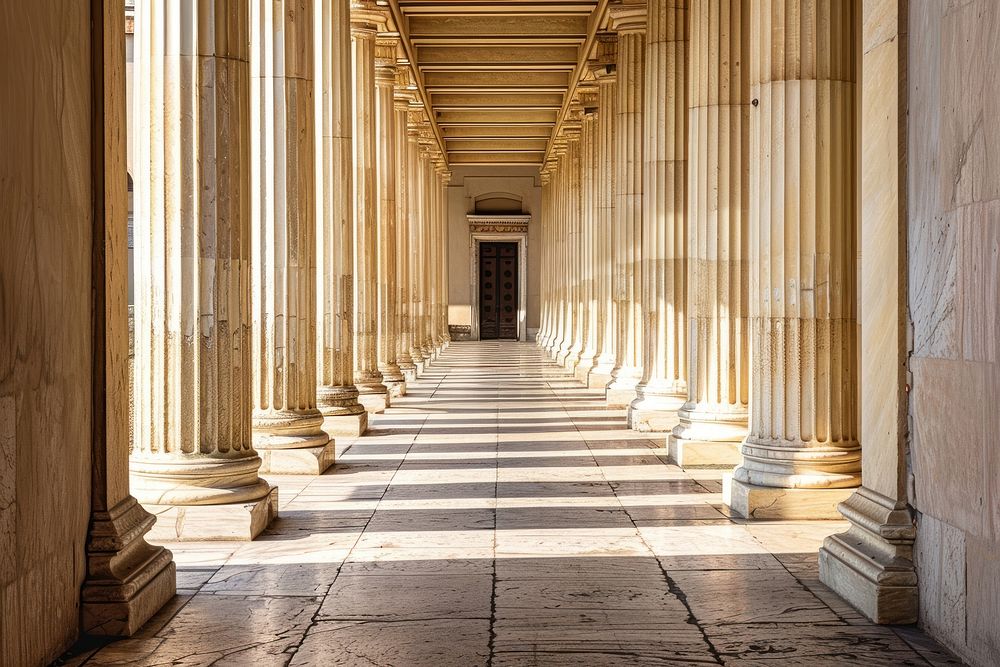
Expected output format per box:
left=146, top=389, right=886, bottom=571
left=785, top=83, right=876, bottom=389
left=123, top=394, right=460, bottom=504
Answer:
left=470, top=232, right=528, bottom=342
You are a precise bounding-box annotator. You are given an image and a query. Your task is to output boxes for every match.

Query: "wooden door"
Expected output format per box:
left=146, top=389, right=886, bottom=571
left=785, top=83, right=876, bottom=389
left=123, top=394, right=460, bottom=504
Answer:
left=479, top=242, right=519, bottom=340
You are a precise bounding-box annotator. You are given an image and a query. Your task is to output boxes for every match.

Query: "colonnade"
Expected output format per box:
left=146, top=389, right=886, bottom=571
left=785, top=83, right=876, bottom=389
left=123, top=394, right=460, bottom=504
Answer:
left=538, top=0, right=861, bottom=519
left=129, top=0, right=450, bottom=540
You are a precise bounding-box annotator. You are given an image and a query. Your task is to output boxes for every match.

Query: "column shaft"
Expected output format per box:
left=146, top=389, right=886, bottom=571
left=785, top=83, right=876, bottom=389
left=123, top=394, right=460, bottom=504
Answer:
left=375, top=36, right=406, bottom=396
left=406, top=116, right=429, bottom=370
left=727, top=0, right=860, bottom=519
left=250, top=0, right=333, bottom=475
left=588, top=39, right=619, bottom=388
left=607, top=6, right=647, bottom=408
left=316, top=0, right=368, bottom=437
left=351, top=1, right=391, bottom=412
left=575, top=91, right=601, bottom=382
left=629, top=0, right=688, bottom=431
left=669, top=0, right=749, bottom=466
left=395, top=82, right=418, bottom=380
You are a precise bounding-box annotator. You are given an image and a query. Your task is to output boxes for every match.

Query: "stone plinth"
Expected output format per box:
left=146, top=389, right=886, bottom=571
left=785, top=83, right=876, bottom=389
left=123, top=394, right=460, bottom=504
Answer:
left=145, top=488, right=279, bottom=542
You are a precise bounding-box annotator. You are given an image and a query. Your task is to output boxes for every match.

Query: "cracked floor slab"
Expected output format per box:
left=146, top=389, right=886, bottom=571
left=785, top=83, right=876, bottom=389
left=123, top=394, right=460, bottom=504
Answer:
left=75, top=343, right=963, bottom=667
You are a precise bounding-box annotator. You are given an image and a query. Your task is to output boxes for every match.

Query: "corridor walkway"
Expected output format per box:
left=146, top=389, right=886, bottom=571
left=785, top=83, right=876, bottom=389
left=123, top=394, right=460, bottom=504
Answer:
left=73, top=343, right=960, bottom=666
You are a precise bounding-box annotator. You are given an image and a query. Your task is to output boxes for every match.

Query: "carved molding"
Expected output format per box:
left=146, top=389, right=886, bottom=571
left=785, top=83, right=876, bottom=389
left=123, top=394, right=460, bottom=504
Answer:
left=467, top=215, right=531, bottom=235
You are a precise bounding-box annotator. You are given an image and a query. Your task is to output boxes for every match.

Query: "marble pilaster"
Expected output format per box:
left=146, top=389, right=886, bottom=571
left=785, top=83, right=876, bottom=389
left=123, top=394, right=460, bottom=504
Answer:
left=131, top=0, right=276, bottom=538
left=668, top=0, right=749, bottom=466
left=316, top=0, right=369, bottom=437
left=351, top=0, right=391, bottom=413
left=725, top=0, right=861, bottom=519
left=82, top=0, right=175, bottom=633
left=374, top=35, right=406, bottom=397
left=629, top=0, right=689, bottom=432
left=606, top=3, right=647, bottom=408
left=250, top=0, right=333, bottom=475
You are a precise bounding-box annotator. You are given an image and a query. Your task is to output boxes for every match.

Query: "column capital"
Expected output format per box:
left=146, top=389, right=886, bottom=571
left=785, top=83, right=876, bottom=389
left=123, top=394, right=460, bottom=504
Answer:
left=608, top=0, right=648, bottom=34
left=351, top=0, right=388, bottom=36
left=375, top=33, right=400, bottom=81
left=395, top=65, right=418, bottom=107
left=578, top=84, right=599, bottom=114
left=590, top=32, right=619, bottom=82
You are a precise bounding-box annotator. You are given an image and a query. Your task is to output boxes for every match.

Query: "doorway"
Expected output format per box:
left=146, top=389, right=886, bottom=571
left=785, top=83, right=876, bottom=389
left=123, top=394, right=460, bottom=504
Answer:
left=478, top=242, right=519, bottom=340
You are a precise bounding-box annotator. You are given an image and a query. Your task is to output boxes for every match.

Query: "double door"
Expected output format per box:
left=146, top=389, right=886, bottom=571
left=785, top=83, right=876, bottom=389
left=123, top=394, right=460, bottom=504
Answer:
left=478, top=242, right=518, bottom=340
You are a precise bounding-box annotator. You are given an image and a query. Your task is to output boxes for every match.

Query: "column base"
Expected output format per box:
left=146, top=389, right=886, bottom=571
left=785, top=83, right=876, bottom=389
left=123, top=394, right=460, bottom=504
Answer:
left=667, top=435, right=742, bottom=468
left=81, top=497, right=177, bottom=636
left=144, top=487, right=279, bottom=542
left=323, top=411, right=369, bottom=437
left=723, top=476, right=855, bottom=520
left=384, top=379, right=407, bottom=398
left=573, top=359, right=596, bottom=384
left=818, top=487, right=918, bottom=624
left=587, top=367, right=614, bottom=390
left=627, top=392, right=685, bottom=432
left=359, top=391, right=390, bottom=413
left=259, top=440, right=336, bottom=475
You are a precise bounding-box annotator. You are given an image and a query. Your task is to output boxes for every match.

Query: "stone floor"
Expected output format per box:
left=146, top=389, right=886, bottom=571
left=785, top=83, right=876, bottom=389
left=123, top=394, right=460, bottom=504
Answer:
left=65, top=342, right=963, bottom=666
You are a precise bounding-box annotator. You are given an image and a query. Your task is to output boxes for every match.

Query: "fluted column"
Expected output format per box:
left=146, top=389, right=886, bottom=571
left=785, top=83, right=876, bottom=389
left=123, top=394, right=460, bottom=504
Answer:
left=351, top=1, right=391, bottom=412
left=537, top=169, right=554, bottom=347
left=375, top=35, right=406, bottom=397
left=418, top=135, right=437, bottom=359
left=429, top=161, right=442, bottom=354
left=561, top=110, right=585, bottom=369
left=406, top=114, right=429, bottom=371
left=574, top=88, right=601, bottom=382
left=395, top=73, right=418, bottom=381
left=438, top=168, right=452, bottom=349
left=726, top=0, right=860, bottom=519
left=316, top=0, right=368, bottom=437
left=668, top=0, right=749, bottom=465
left=629, top=0, right=688, bottom=431
left=131, top=0, right=276, bottom=539
left=587, top=34, right=619, bottom=389
left=546, top=142, right=569, bottom=359
left=606, top=2, right=647, bottom=408
left=249, top=0, right=333, bottom=475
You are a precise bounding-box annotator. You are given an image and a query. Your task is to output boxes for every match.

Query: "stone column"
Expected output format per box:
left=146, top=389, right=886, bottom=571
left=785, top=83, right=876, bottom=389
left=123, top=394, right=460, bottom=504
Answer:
left=668, top=0, right=749, bottom=466
left=725, top=0, right=860, bottom=519
left=375, top=35, right=406, bottom=397
left=418, top=133, right=437, bottom=360
left=629, top=0, right=689, bottom=431
left=438, top=168, right=452, bottom=349
left=82, top=0, right=175, bottom=633
left=561, top=109, right=585, bottom=369
left=351, top=0, right=391, bottom=412
left=538, top=169, right=554, bottom=348
left=131, top=0, right=277, bottom=538
left=406, top=113, right=429, bottom=372
left=587, top=34, right=619, bottom=389
left=574, top=87, right=601, bottom=382
left=547, top=141, right=569, bottom=359
left=316, top=0, right=369, bottom=437
left=394, top=71, right=419, bottom=381
left=606, top=2, right=647, bottom=408
left=250, top=0, right=334, bottom=475
left=429, top=161, right=442, bottom=354
left=818, top=3, right=917, bottom=623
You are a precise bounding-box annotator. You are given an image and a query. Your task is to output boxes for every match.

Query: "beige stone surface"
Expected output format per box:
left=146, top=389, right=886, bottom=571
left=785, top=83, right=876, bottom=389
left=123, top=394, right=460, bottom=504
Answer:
left=907, top=2, right=1000, bottom=663
left=145, top=489, right=279, bottom=542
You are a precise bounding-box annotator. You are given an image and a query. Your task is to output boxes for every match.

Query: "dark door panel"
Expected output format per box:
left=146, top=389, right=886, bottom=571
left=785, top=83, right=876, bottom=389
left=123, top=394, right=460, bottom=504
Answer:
left=479, top=242, right=518, bottom=340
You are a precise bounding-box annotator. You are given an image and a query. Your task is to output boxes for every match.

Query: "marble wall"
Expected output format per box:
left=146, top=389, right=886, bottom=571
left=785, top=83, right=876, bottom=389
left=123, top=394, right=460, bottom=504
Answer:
left=908, top=2, right=1000, bottom=665
left=447, top=166, right=543, bottom=337
left=0, top=1, right=96, bottom=663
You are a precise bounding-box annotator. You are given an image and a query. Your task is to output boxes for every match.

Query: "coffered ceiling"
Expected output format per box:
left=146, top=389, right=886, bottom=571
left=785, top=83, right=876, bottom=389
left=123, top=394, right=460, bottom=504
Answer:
left=390, top=0, right=606, bottom=167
